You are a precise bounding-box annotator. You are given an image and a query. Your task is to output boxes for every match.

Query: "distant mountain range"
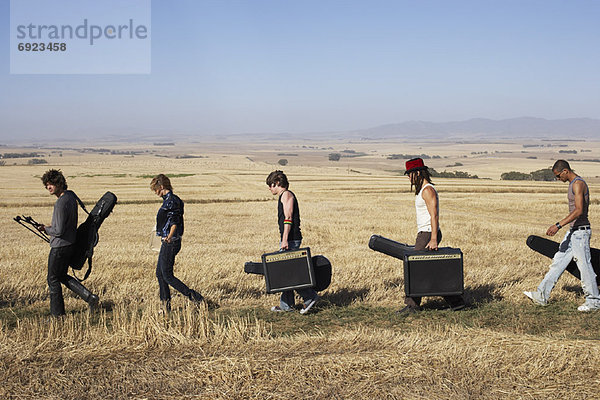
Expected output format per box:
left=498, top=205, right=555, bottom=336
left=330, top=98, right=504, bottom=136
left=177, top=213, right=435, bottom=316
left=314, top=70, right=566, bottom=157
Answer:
left=345, top=117, right=600, bottom=140
left=5, top=116, right=598, bottom=145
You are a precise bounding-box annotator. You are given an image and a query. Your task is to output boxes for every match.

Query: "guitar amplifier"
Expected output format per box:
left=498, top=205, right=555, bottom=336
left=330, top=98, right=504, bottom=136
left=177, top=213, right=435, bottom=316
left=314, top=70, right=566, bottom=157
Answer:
left=369, top=235, right=463, bottom=297
left=403, top=248, right=464, bottom=297
left=244, top=253, right=332, bottom=292
left=261, top=248, right=316, bottom=294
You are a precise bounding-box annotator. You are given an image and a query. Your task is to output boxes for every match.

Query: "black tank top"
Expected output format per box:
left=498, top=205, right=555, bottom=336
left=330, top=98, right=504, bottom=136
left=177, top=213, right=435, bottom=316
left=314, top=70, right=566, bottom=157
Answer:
left=278, top=190, right=302, bottom=241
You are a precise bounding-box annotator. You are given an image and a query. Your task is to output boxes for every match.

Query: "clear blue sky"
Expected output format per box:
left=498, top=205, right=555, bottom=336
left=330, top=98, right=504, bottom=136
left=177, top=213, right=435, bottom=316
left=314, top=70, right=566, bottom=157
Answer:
left=1, top=0, right=599, bottom=141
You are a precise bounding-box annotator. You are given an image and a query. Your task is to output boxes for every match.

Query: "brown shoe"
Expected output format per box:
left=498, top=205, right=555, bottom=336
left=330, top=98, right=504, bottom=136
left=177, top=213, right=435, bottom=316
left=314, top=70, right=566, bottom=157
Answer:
left=396, top=305, right=421, bottom=315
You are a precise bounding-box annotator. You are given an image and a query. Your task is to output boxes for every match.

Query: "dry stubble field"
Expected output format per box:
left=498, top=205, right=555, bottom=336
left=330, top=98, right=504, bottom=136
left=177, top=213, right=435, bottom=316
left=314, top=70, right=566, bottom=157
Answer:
left=1, top=144, right=600, bottom=399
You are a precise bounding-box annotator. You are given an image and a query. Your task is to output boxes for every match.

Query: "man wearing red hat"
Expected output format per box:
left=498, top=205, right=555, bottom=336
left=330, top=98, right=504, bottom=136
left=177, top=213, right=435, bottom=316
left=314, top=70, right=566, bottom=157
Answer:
left=399, top=158, right=466, bottom=313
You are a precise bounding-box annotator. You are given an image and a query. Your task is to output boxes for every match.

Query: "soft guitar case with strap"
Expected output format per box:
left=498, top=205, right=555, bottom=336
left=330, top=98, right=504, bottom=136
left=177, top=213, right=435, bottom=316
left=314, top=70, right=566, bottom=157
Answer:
left=526, top=235, right=600, bottom=284
left=70, top=192, right=117, bottom=281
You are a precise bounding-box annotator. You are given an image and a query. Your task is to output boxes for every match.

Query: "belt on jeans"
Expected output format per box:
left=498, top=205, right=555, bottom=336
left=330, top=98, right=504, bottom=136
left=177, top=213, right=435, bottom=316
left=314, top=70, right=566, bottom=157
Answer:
left=572, top=225, right=591, bottom=231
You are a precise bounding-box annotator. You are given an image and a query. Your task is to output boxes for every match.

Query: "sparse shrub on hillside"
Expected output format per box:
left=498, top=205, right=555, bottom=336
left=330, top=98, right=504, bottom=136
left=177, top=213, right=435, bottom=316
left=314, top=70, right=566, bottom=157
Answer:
left=530, top=168, right=554, bottom=181
left=329, top=153, right=341, bottom=161
left=27, top=158, right=47, bottom=165
left=339, top=150, right=367, bottom=158
left=175, top=155, right=205, bottom=159
left=429, top=168, right=479, bottom=179
left=576, top=159, right=600, bottom=163
left=387, top=153, right=439, bottom=160
left=559, top=150, right=577, bottom=154
left=501, top=171, right=531, bottom=180
left=1, top=152, right=43, bottom=159
left=278, top=159, right=288, bottom=166
left=501, top=168, right=554, bottom=181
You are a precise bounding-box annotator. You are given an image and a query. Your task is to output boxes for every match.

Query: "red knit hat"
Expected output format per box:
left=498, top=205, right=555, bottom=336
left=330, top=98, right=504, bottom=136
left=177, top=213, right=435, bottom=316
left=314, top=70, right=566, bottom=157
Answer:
left=404, top=158, right=428, bottom=175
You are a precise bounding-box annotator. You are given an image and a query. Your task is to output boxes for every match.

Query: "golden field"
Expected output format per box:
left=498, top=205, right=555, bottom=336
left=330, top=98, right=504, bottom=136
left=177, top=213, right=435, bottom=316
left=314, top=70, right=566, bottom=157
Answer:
left=1, top=139, right=600, bottom=399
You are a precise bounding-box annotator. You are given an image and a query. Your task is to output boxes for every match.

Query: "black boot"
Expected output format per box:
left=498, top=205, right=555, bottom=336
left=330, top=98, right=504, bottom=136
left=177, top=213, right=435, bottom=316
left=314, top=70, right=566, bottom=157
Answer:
left=65, top=276, right=99, bottom=310
left=189, top=289, right=204, bottom=304
left=49, top=293, right=66, bottom=317
left=160, top=299, right=171, bottom=315
left=445, top=295, right=466, bottom=311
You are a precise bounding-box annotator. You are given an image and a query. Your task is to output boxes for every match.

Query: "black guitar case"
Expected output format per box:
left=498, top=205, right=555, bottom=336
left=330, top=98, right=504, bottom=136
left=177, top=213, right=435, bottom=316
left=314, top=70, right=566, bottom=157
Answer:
left=70, top=191, right=117, bottom=280
left=368, top=235, right=414, bottom=260
left=526, top=235, right=600, bottom=284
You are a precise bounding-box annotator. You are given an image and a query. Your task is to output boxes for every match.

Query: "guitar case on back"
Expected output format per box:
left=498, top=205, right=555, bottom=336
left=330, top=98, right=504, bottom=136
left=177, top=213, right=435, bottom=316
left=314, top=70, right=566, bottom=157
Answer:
left=70, top=192, right=117, bottom=281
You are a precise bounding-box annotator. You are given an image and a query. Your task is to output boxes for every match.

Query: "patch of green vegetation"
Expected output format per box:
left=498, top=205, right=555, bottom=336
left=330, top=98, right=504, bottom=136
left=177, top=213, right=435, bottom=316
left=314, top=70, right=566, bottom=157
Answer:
left=501, top=168, right=554, bottom=181
left=136, top=173, right=196, bottom=179
left=78, top=173, right=128, bottom=178
left=387, top=153, right=441, bottom=160
left=430, top=168, right=479, bottom=179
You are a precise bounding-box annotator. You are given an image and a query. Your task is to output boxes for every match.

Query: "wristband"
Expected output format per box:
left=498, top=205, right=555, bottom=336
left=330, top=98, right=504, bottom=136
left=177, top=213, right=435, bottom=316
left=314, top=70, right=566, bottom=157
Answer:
left=284, top=219, right=292, bottom=225
left=555, top=222, right=562, bottom=229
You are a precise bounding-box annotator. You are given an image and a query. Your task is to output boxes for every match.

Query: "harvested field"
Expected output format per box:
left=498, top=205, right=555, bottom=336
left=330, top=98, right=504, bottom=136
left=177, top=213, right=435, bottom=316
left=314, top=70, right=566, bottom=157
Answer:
left=1, top=142, right=600, bottom=399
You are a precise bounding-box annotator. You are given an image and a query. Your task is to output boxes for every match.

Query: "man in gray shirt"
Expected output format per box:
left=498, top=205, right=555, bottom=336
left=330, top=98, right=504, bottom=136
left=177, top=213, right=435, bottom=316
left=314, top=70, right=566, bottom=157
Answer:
left=37, top=169, right=99, bottom=316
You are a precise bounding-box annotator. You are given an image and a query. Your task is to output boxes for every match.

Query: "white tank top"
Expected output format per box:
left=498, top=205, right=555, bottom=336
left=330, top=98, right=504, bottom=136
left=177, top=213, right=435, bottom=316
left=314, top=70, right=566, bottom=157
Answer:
left=416, top=183, right=438, bottom=232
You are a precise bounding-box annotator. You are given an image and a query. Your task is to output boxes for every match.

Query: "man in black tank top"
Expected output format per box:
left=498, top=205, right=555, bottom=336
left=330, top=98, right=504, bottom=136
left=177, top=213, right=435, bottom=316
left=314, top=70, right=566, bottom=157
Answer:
left=266, top=171, right=318, bottom=314
left=275, top=186, right=302, bottom=250
left=524, top=160, right=600, bottom=312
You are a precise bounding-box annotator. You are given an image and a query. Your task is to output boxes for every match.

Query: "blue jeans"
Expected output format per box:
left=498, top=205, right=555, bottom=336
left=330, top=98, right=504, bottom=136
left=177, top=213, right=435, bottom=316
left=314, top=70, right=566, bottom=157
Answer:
left=156, top=238, right=192, bottom=302
left=278, top=240, right=318, bottom=311
left=537, top=229, right=600, bottom=305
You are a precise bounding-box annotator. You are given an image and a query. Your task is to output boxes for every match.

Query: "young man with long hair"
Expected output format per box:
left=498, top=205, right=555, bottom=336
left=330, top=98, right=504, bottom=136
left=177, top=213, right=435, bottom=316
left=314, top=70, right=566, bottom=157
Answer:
left=399, top=158, right=465, bottom=314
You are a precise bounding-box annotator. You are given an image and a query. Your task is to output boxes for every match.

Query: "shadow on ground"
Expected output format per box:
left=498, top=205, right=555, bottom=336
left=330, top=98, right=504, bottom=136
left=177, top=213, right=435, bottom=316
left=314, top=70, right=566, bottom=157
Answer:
left=319, top=287, right=369, bottom=307
left=562, top=284, right=584, bottom=296
left=464, top=283, right=504, bottom=305
left=212, top=282, right=264, bottom=299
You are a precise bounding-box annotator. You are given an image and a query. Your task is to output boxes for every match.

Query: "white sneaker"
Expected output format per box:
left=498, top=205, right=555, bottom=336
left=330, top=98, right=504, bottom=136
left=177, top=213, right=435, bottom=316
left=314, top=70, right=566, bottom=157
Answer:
left=271, top=305, right=293, bottom=312
left=523, top=291, right=547, bottom=306
left=300, top=297, right=319, bottom=315
left=577, top=303, right=600, bottom=312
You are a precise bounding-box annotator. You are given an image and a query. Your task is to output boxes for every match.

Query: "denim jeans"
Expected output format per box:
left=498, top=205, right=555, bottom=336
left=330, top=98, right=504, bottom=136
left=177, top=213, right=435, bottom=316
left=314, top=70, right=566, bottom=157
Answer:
left=156, top=237, right=192, bottom=302
left=278, top=240, right=318, bottom=310
left=537, top=228, right=600, bottom=305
